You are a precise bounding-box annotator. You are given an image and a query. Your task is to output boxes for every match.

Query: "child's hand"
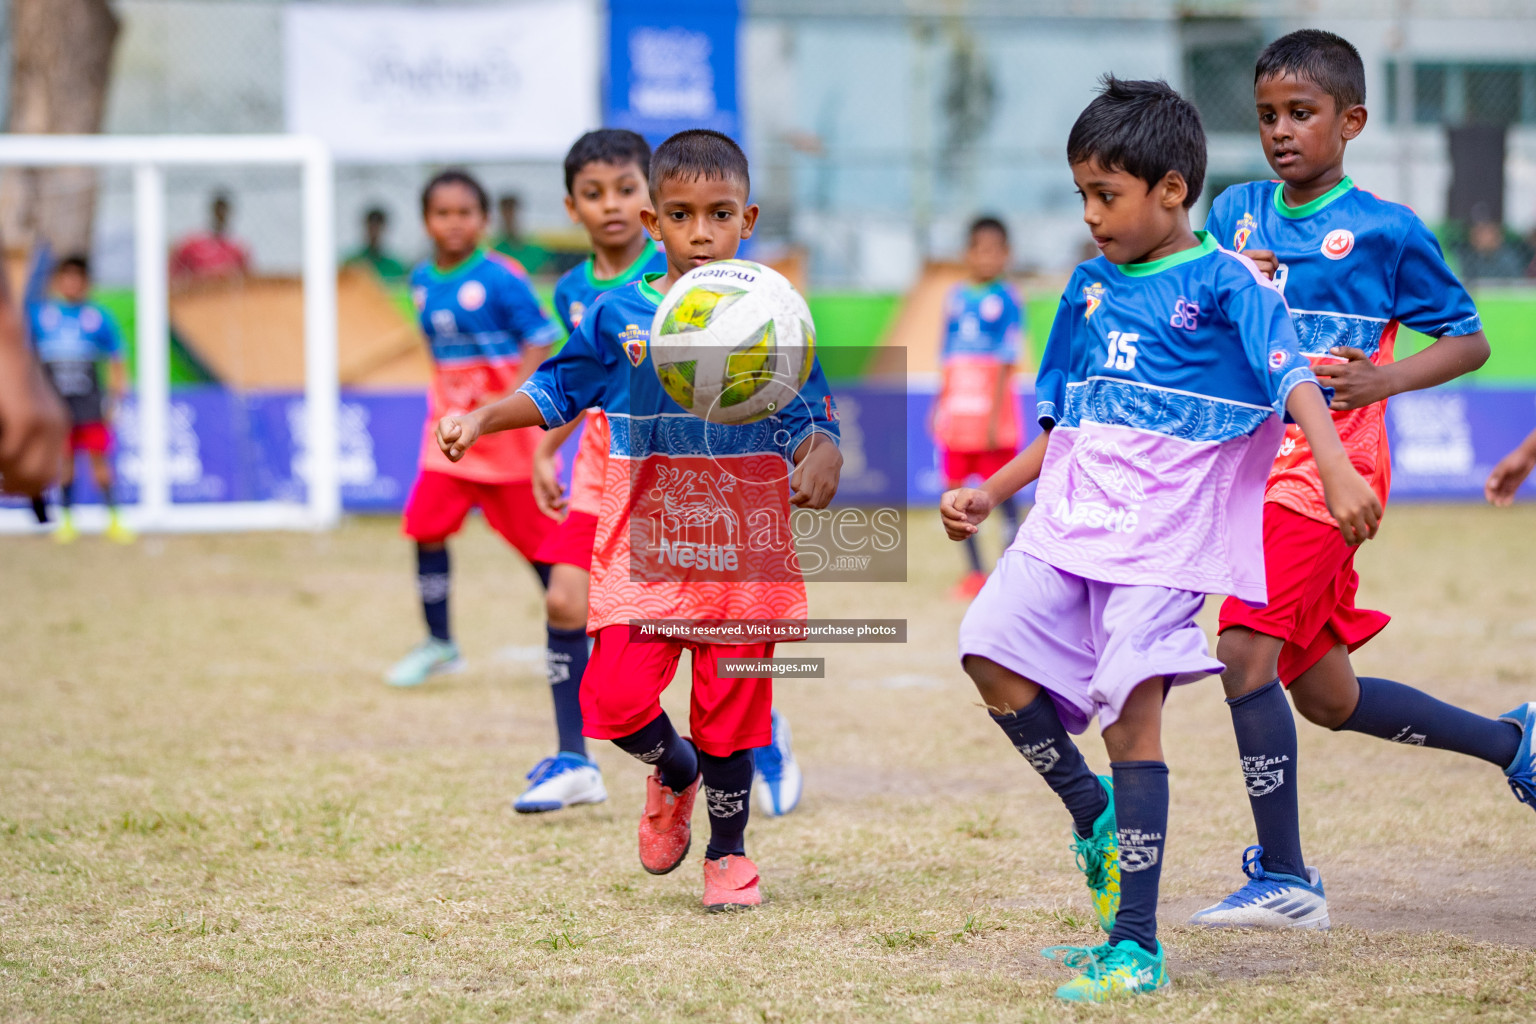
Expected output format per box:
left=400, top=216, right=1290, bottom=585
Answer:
left=1242, top=248, right=1280, bottom=279
left=1314, top=347, right=1392, bottom=410
left=531, top=454, right=567, bottom=518
left=436, top=412, right=480, bottom=462
left=1486, top=446, right=1536, bottom=507
left=790, top=441, right=841, bottom=509
left=940, top=487, right=994, bottom=540
left=1321, top=466, right=1382, bottom=546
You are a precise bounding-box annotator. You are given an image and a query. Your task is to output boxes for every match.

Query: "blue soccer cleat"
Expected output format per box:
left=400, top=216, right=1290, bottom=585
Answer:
left=752, top=708, right=803, bottom=817
left=1188, top=845, right=1330, bottom=930
left=1499, top=702, right=1536, bottom=812
left=1043, top=939, right=1170, bottom=1002
left=512, top=752, right=607, bottom=813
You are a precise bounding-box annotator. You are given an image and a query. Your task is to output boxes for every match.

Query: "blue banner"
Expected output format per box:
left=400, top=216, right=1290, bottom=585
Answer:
left=18, top=383, right=1536, bottom=512
left=606, top=0, right=740, bottom=147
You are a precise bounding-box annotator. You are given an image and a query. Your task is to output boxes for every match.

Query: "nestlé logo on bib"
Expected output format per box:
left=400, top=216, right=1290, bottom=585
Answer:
left=1321, top=228, right=1355, bottom=261
left=457, top=280, right=487, bottom=311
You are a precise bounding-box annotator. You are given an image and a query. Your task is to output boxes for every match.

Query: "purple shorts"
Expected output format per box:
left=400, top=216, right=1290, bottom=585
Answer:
left=958, top=550, right=1222, bottom=734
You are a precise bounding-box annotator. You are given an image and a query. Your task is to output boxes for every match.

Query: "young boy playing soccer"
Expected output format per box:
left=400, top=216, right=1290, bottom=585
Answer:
left=437, top=130, right=842, bottom=909
left=931, top=216, right=1025, bottom=599
left=386, top=170, right=562, bottom=687
left=941, top=77, right=1379, bottom=1000
left=28, top=254, right=132, bottom=544
left=1188, top=30, right=1536, bottom=930
left=515, top=130, right=807, bottom=817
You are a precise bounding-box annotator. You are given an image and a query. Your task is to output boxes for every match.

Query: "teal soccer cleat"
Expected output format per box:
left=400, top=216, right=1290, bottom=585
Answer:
left=386, top=638, right=464, bottom=687
left=1043, top=939, right=1170, bottom=1002
left=1069, top=776, right=1120, bottom=932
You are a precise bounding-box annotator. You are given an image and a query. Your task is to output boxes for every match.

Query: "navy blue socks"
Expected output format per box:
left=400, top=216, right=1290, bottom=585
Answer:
left=1340, top=676, right=1522, bottom=768
left=963, top=535, right=983, bottom=574
left=699, top=749, right=754, bottom=859
left=1228, top=680, right=1307, bottom=880
left=416, top=544, right=451, bottom=642
left=612, top=712, right=698, bottom=792
left=1106, top=760, right=1168, bottom=956
left=545, top=625, right=589, bottom=757
left=991, top=691, right=1108, bottom=836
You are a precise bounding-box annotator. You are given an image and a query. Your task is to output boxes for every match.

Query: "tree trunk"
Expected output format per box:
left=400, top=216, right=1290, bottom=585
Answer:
left=0, top=0, right=121, bottom=257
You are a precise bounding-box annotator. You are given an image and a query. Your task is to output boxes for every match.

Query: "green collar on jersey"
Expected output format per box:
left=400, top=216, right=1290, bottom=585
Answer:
left=423, top=247, right=485, bottom=282
left=1115, top=230, right=1217, bottom=277
left=584, top=239, right=657, bottom=290
left=1273, top=175, right=1355, bottom=219
left=637, top=271, right=667, bottom=306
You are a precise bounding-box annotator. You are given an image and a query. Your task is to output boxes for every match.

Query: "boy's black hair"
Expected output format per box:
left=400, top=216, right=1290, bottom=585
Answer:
left=649, top=129, right=749, bottom=201
left=420, top=169, right=489, bottom=216
left=1255, top=29, right=1365, bottom=112
left=1067, top=76, right=1205, bottom=209
left=364, top=206, right=387, bottom=225
left=56, top=254, right=90, bottom=276
left=968, top=215, right=1008, bottom=245
left=564, top=129, right=652, bottom=194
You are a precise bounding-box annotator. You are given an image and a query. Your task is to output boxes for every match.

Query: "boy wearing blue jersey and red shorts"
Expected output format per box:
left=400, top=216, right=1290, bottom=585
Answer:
left=941, top=78, right=1379, bottom=1000
left=931, top=216, right=1026, bottom=598
left=437, top=130, right=842, bottom=910
left=387, top=171, right=562, bottom=687
left=1188, top=31, right=1536, bottom=930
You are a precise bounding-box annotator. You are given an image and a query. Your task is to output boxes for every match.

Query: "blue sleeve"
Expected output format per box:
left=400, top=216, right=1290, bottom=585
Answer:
left=1000, top=286, right=1023, bottom=363
left=551, top=274, right=577, bottom=336
left=94, top=306, right=123, bottom=357
left=1392, top=218, right=1482, bottom=338
left=1218, top=257, right=1319, bottom=416
left=1203, top=187, right=1236, bottom=247
left=517, top=301, right=614, bottom=428
left=1034, top=283, right=1077, bottom=427
left=776, top=359, right=841, bottom=460
left=494, top=268, right=562, bottom=349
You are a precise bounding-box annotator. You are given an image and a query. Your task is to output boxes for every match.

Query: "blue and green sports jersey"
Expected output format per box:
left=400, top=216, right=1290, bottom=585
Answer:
left=941, top=279, right=1023, bottom=363
left=552, top=239, right=668, bottom=335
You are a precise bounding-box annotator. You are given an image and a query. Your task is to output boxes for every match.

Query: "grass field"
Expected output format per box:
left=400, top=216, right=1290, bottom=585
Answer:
left=4, top=506, right=1536, bottom=1022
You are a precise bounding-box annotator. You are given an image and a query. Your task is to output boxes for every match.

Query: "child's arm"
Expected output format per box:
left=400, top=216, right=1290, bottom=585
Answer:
left=941, top=429, right=1048, bottom=540
left=1485, top=427, right=1536, bottom=507
left=789, top=431, right=841, bottom=510
left=532, top=416, right=582, bottom=516
left=1285, top=384, right=1382, bottom=545
left=1314, top=330, right=1489, bottom=411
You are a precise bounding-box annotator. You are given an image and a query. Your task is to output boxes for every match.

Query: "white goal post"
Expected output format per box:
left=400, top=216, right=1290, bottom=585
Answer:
left=0, top=134, right=338, bottom=532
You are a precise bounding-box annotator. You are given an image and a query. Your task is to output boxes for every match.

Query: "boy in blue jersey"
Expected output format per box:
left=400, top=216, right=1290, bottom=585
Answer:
left=387, top=170, right=563, bottom=688
left=28, top=254, right=131, bottom=544
left=1189, top=30, right=1536, bottom=931
left=517, top=130, right=807, bottom=818
left=931, top=216, right=1026, bottom=598
left=437, top=130, right=842, bottom=911
left=940, top=78, right=1379, bottom=1001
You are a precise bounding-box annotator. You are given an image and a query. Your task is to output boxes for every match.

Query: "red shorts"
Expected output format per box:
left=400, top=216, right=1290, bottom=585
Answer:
left=70, top=422, right=112, bottom=454
left=580, top=625, right=774, bottom=756
left=533, top=510, right=598, bottom=570
left=1218, top=503, right=1390, bottom=684
left=942, top=447, right=1015, bottom=485
left=401, top=470, right=557, bottom=560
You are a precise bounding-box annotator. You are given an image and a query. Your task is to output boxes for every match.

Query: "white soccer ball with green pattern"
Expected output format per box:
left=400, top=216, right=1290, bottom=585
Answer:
left=650, top=259, right=816, bottom=425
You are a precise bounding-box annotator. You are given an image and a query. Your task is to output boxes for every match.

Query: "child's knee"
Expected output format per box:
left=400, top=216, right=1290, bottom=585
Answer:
left=544, top=571, right=588, bottom=631
left=1215, top=629, right=1280, bottom=697
left=962, top=655, right=1039, bottom=714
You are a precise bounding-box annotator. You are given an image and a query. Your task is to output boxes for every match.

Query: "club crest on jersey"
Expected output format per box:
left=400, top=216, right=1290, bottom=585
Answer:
left=620, top=323, right=648, bottom=366
left=457, top=279, right=487, bottom=311
left=979, top=293, right=1004, bottom=322
left=1233, top=212, right=1257, bottom=252
left=1321, top=228, right=1355, bottom=260
left=568, top=300, right=587, bottom=329
left=1083, top=281, right=1106, bottom=320
left=1268, top=350, right=1288, bottom=370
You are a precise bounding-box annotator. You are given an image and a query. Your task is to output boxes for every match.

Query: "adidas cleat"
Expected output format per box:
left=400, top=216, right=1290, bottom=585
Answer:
left=1188, top=845, right=1330, bottom=930
left=1043, top=939, right=1169, bottom=1002
left=512, top=752, right=607, bottom=813
left=1498, top=702, right=1536, bottom=812
left=752, top=708, right=803, bottom=817
left=1070, top=775, right=1120, bottom=932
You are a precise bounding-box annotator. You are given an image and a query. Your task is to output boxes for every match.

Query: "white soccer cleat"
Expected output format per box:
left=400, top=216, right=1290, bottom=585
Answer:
left=752, top=708, right=803, bottom=816
left=512, top=753, right=607, bottom=814
left=1189, top=845, right=1331, bottom=930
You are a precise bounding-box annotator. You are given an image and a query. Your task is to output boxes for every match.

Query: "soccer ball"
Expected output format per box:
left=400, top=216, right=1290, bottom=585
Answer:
left=650, top=259, right=816, bottom=425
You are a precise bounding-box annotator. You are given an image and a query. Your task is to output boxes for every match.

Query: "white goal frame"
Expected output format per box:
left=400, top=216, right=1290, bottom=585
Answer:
left=0, top=135, right=338, bottom=532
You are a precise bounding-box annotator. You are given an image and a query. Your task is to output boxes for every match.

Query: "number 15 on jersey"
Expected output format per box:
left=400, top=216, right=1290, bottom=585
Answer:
left=1104, top=330, right=1139, bottom=371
